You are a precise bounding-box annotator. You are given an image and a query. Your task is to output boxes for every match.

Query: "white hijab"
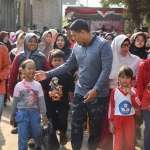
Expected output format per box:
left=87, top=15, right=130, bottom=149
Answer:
left=109, top=35, right=141, bottom=79
left=11, top=32, right=26, bottom=55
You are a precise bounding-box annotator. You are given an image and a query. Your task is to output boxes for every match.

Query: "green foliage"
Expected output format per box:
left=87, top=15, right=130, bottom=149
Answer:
left=99, top=0, right=122, bottom=7
left=124, top=20, right=139, bottom=33
left=62, top=16, right=67, bottom=28
left=100, top=0, right=150, bottom=26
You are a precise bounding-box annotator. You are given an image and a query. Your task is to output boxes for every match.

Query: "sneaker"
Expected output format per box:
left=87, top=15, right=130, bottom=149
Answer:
left=60, top=132, right=67, bottom=146
left=11, top=128, right=18, bottom=134
left=28, top=139, right=35, bottom=146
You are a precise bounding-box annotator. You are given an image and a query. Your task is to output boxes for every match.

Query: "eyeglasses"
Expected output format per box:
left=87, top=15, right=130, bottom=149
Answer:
left=135, top=38, right=145, bottom=42
left=121, top=44, right=130, bottom=48
left=106, top=38, right=113, bottom=41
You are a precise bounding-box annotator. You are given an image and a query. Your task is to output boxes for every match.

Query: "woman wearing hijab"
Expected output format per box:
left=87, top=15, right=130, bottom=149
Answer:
left=9, top=32, right=26, bottom=63
left=105, top=33, right=115, bottom=45
left=99, top=35, right=141, bottom=150
left=49, top=29, right=58, bottom=44
left=50, top=33, right=77, bottom=77
left=8, top=33, right=51, bottom=98
left=38, top=31, right=53, bottom=58
left=0, top=31, right=12, bottom=52
left=9, top=32, right=16, bottom=45
left=129, top=32, right=148, bottom=59
left=53, top=34, right=72, bottom=61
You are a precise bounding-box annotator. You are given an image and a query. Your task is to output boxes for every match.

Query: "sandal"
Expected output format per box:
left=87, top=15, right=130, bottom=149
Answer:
left=60, top=132, right=67, bottom=146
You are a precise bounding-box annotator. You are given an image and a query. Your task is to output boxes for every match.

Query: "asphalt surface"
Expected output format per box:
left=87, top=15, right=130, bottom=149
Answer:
left=0, top=101, right=143, bottom=150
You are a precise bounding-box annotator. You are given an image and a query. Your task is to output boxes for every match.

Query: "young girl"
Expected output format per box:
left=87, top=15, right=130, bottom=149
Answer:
left=108, top=66, right=141, bottom=150
left=8, top=33, right=50, bottom=98
left=10, top=59, right=47, bottom=150
left=99, top=35, right=141, bottom=150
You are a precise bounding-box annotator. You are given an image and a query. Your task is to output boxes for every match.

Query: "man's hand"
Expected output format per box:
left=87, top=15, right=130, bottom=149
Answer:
left=34, top=71, right=46, bottom=81
left=109, top=123, right=115, bottom=133
left=42, top=115, right=48, bottom=124
left=83, top=89, right=98, bottom=103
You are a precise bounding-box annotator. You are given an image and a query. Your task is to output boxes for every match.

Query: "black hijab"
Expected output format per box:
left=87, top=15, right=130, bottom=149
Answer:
left=53, top=34, right=72, bottom=61
left=129, top=32, right=147, bottom=59
left=54, top=34, right=71, bottom=52
left=0, top=31, right=12, bottom=52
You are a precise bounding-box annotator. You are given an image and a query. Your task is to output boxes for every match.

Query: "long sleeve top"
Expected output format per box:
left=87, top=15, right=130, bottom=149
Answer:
left=45, top=35, right=113, bottom=98
left=108, top=87, right=141, bottom=122
left=11, top=80, right=46, bottom=115
left=0, top=45, right=10, bottom=94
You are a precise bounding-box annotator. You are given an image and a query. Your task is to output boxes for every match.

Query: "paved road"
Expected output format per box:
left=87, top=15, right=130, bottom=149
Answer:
left=0, top=101, right=143, bottom=150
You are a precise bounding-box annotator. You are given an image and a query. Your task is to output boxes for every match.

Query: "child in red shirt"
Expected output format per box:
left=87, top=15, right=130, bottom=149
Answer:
left=108, top=66, right=141, bottom=150
left=136, top=57, right=150, bottom=150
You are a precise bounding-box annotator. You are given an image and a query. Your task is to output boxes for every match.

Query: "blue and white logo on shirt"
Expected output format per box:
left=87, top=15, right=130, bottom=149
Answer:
left=119, top=100, right=131, bottom=115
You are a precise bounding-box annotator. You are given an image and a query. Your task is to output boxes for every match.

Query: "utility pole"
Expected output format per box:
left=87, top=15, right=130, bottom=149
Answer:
left=86, top=0, right=88, bottom=6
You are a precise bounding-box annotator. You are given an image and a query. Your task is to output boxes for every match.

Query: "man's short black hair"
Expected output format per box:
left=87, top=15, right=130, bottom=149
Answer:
left=51, top=49, right=65, bottom=61
left=70, top=19, right=90, bottom=33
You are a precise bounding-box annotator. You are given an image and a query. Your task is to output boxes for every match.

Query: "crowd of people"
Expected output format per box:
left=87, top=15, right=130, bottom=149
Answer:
left=0, top=19, right=150, bottom=150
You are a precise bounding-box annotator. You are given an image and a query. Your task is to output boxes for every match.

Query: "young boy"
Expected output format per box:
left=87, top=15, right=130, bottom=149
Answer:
left=43, top=49, right=74, bottom=146
left=108, top=66, right=141, bottom=150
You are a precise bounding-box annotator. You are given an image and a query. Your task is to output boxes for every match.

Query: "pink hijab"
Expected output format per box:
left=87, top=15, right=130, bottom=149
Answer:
left=11, top=32, right=26, bottom=55
left=9, top=32, right=16, bottom=45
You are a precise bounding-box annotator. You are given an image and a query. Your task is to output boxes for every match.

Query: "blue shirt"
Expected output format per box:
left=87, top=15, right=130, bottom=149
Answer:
left=46, top=35, right=113, bottom=98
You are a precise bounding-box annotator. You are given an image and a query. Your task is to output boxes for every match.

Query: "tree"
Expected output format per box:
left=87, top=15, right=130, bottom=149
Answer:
left=99, top=0, right=122, bottom=7
left=124, top=20, right=139, bottom=33
left=99, top=0, right=150, bottom=33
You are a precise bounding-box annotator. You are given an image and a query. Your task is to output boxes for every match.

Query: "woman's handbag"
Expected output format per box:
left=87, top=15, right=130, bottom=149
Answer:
left=37, top=119, right=60, bottom=150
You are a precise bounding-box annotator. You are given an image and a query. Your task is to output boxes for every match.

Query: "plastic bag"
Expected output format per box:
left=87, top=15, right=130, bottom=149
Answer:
left=38, top=120, right=60, bottom=150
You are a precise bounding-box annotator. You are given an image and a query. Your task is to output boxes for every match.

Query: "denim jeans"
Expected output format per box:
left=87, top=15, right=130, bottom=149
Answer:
left=71, top=94, right=108, bottom=150
left=15, top=109, right=41, bottom=150
left=0, top=94, right=4, bottom=122
left=142, top=110, right=150, bottom=150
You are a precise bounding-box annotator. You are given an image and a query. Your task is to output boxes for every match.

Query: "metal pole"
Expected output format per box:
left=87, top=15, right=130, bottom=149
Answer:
left=86, top=0, right=88, bottom=6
